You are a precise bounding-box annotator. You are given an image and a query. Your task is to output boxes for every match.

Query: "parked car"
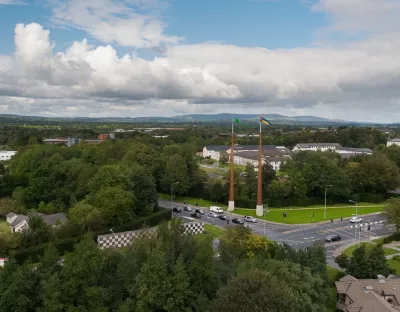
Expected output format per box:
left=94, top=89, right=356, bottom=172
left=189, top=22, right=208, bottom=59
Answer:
left=208, top=212, right=219, bottom=218
left=232, top=218, right=244, bottom=225
left=172, top=207, right=182, bottom=213
left=183, top=206, right=192, bottom=212
left=325, top=235, right=341, bottom=242
left=191, top=212, right=201, bottom=218
left=210, top=206, right=224, bottom=213
left=244, top=216, right=257, bottom=223
left=218, top=214, right=230, bottom=221
left=195, top=209, right=205, bottom=215
left=349, top=216, right=362, bottom=223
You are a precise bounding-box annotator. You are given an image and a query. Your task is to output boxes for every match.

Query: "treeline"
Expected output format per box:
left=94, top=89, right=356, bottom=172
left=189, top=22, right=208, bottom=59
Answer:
left=0, top=221, right=335, bottom=312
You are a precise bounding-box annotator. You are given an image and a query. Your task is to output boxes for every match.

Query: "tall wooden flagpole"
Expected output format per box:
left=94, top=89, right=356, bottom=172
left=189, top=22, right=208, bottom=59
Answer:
left=256, top=117, right=263, bottom=216
left=228, top=119, right=235, bottom=211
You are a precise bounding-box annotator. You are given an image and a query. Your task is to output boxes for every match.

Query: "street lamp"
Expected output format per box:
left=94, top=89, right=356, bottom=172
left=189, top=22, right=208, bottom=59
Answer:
left=324, top=185, right=332, bottom=220
left=349, top=200, right=358, bottom=216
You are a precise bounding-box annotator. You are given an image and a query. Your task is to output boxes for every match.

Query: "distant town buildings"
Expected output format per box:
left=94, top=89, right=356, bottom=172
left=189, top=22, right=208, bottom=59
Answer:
left=6, top=212, right=67, bottom=233
left=387, top=139, right=400, bottom=147
left=43, top=133, right=115, bottom=147
left=98, top=133, right=109, bottom=140
left=336, top=274, right=400, bottom=312
left=0, top=151, right=17, bottom=161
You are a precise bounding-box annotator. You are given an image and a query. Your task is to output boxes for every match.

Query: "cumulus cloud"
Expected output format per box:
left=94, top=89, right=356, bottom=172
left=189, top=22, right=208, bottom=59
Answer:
left=1, top=0, right=400, bottom=121
left=48, top=0, right=181, bottom=49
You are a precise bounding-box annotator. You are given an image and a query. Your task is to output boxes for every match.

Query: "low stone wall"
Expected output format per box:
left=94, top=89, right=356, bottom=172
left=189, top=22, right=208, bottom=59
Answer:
left=97, top=222, right=205, bottom=249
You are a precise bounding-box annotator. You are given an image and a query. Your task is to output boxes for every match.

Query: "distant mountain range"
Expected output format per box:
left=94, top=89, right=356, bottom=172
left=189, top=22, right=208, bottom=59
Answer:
left=0, top=113, right=366, bottom=125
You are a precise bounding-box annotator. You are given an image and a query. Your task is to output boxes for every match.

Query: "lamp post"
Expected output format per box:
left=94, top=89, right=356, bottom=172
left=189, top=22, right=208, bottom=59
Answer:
left=349, top=200, right=358, bottom=216
left=324, top=185, right=332, bottom=220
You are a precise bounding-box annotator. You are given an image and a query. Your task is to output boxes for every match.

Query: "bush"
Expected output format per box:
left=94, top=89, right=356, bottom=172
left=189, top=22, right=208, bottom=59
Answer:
left=383, top=232, right=400, bottom=244
left=351, top=193, right=386, bottom=203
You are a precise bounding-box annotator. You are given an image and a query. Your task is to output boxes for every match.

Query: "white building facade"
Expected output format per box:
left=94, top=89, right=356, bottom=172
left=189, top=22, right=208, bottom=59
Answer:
left=0, top=151, right=17, bottom=161
left=292, top=143, right=342, bottom=152
left=387, top=139, right=400, bottom=147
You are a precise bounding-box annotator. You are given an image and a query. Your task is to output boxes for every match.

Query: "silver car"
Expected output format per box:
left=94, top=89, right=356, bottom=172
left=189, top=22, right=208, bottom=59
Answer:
left=244, top=216, right=257, bottom=223
left=208, top=212, right=219, bottom=218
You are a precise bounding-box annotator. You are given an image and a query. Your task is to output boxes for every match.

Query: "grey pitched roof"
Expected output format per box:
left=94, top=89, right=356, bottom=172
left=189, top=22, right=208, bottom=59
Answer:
left=338, top=147, right=373, bottom=153
left=204, top=145, right=229, bottom=152
left=235, top=150, right=291, bottom=162
left=389, top=139, right=400, bottom=142
left=10, top=215, right=28, bottom=228
left=6, top=212, right=17, bottom=219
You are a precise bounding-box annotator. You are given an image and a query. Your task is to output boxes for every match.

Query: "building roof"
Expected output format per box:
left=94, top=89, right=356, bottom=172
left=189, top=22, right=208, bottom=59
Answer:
left=336, top=275, right=400, bottom=312
left=389, top=139, right=400, bottom=142
left=10, top=215, right=28, bottom=228
left=295, top=143, right=342, bottom=148
left=338, top=147, right=373, bottom=153
left=235, top=150, right=291, bottom=162
left=204, top=145, right=230, bottom=152
left=6, top=212, right=17, bottom=219
left=0, top=151, right=17, bottom=155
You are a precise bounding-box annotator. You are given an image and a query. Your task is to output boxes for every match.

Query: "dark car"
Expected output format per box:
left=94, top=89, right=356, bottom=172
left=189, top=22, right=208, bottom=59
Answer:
left=232, top=218, right=244, bottom=225
left=195, top=209, right=205, bottom=215
left=218, top=214, right=230, bottom=221
left=325, top=235, right=341, bottom=243
left=191, top=212, right=202, bottom=218
left=172, top=207, right=182, bottom=213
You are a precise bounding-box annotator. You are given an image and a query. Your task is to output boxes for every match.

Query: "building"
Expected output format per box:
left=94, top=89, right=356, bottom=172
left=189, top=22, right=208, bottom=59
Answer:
left=335, top=274, right=400, bottom=312
left=6, top=212, right=67, bottom=233
left=202, top=145, right=230, bottom=160
left=337, top=147, right=373, bottom=157
left=98, top=133, right=109, bottom=140
left=234, top=150, right=291, bottom=171
left=43, top=137, right=80, bottom=147
left=387, top=139, right=400, bottom=147
left=293, top=143, right=342, bottom=152
left=67, top=137, right=81, bottom=147
left=0, top=151, right=17, bottom=161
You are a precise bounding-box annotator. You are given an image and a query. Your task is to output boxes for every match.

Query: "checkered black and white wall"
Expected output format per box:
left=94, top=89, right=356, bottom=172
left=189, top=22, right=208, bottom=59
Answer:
left=97, top=222, right=205, bottom=249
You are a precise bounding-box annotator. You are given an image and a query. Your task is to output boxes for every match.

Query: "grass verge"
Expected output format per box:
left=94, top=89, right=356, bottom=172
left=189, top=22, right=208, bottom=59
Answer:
left=388, top=259, right=400, bottom=274
left=342, top=242, right=399, bottom=257
left=234, top=206, right=383, bottom=224
left=159, top=193, right=227, bottom=209
left=204, top=224, right=224, bottom=238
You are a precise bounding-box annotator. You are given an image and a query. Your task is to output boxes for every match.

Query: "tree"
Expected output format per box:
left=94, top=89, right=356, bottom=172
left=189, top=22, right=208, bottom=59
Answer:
left=244, top=163, right=257, bottom=199
left=219, top=152, right=229, bottom=167
left=262, top=163, right=276, bottom=191
left=22, top=215, right=53, bottom=246
left=161, top=154, right=191, bottom=195
left=268, top=180, right=290, bottom=200
left=369, top=244, right=395, bottom=277
left=210, top=269, right=296, bottom=312
left=335, top=253, right=350, bottom=269
left=94, top=186, right=135, bottom=225
left=346, top=244, right=372, bottom=278
left=208, top=179, right=226, bottom=202
left=384, top=198, right=400, bottom=232
left=68, top=201, right=103, bottom=231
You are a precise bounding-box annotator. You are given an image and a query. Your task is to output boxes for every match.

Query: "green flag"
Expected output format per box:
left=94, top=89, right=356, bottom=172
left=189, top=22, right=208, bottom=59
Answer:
left=233, top=118, right=241, bottom=124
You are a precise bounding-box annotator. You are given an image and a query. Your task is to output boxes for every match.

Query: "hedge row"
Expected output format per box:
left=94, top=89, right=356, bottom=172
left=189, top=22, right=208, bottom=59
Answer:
left=9, top=208, right=172, bottom=264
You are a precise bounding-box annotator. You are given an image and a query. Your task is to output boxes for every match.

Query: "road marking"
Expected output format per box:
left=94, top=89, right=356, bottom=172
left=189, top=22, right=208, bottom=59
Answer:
left=303, top=237, right=315, bottom=240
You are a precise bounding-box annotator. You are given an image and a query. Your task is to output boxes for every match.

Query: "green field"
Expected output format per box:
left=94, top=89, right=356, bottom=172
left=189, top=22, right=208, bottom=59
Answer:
left=234, top=206, right=383, bottom=224
left=218, top=163, right=246, bottom=171
left=159, top=193, right=228, bottom=208
left=342, top=242, right=399, bottom=257
left=204, top=224, right=224, bottom=238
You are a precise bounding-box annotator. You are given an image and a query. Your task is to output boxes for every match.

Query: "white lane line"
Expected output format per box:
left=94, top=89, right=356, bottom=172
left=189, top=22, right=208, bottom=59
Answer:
left=303, top=237, right=315, bottom=240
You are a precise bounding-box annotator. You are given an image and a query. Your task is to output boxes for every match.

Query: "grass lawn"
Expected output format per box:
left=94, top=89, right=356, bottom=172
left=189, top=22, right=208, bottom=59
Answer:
left=234, top=206, right=383, bottom=224
left=204, top=224, right=224, bottom=238
left=388, top=259, right=400, bottom=274
left=343, top=242, right=399, bottom=257
left=218, top=163, right=246, bottom=171
left=327, top=266, right=342, bottom=284
left=159, top=193, right=228, bottom=209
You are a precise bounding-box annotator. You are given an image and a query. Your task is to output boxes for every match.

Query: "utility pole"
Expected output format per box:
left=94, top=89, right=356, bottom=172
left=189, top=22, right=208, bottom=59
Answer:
left=324, top=185, right=332, bottom=220
left=349, top=200, right=358, bottom=216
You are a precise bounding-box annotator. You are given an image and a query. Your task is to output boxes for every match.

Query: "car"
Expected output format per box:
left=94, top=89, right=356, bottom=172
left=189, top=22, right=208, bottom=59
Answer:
left=210, top=206, right=224, bottom=213
left=232, top=218, right=244, bottom=225
left=208, top=212, right=219, bottom=218
left=195, top=209, right=205, bottom=215
left=244, top=216, right=257, bottom=223
left=349, top=216, right=363, bottom=223
left=172, top=207, right=182, bottom=213
left=325, top=235, right=341, bottom=243
left=183, top=206, right=192, bottom=212
left=218, top=214, right=230, bottom=221
left=191, top=212, right=201, bottom=218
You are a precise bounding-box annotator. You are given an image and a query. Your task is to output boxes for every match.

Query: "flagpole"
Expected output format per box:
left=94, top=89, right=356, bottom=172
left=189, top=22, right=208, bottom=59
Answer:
left=256, top=118, right=263, bottom=216
left=228, top=119, right=235, bottom=212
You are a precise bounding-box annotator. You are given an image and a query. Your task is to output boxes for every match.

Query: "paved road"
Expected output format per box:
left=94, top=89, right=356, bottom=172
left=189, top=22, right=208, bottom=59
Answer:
left=159, top=199, right=394, bottom=268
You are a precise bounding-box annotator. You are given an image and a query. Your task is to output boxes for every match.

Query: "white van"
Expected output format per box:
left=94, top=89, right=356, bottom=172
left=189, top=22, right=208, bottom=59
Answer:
left=210, top=206, right=224, bottom=213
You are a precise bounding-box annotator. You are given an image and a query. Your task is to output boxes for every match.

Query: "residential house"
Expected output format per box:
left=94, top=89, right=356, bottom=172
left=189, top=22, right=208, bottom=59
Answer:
left=202, top=145, right=230, bottom=160
left=387, top=139, right=400, bottom=147
left=6, top=212, right=67, bottom=233
left=335, top=274, right=400, bottom=312
left=98, top=133, right=109, bottom=140
left=0, top=151, right=17, bottom=161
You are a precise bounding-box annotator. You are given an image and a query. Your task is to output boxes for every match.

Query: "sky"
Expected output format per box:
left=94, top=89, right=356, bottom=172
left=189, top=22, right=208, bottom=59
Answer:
left=0, top=0, right=400, bottom=122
